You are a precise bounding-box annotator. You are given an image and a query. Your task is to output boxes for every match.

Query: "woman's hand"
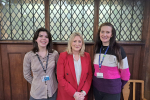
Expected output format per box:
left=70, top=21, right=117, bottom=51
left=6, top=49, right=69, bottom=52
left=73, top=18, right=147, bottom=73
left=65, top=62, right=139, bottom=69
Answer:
left=74, top=92, right=85, bottom=100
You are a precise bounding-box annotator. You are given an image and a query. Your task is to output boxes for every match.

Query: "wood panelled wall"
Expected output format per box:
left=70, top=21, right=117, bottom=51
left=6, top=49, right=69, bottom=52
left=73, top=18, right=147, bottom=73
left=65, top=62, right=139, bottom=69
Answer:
left=0, top=41, right=147, bottom=100
left=141, top=0, right=150, bottom=99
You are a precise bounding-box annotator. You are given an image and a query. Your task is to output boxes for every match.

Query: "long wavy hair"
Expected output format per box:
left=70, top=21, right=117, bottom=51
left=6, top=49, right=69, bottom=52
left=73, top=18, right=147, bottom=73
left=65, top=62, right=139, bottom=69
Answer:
left=95, top=22, right=122, bottom=62
left=32, top=27, right=53, bottom=53
left=66, top=32, right=85, bottom=56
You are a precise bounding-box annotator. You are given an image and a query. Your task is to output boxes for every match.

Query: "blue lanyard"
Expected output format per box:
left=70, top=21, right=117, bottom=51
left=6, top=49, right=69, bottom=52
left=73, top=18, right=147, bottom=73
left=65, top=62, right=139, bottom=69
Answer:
left=99, top=46, right=109, bottom=71
left=36, top=54, right=49, bottom=73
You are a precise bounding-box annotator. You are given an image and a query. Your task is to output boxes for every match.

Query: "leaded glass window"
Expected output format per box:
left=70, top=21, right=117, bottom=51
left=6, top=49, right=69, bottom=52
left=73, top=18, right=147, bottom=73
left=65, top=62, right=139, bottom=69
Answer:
left=50, top=0, right=94, bottom=41
left=0, top=0, right=45, bottom=40
left=99, top=0, right=144, bottom=41
left=0, top=0, right=145, bottom=41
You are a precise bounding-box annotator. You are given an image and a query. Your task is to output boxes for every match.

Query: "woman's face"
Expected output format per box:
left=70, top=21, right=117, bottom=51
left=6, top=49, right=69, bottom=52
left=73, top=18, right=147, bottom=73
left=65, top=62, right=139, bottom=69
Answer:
left=36, top=31, right=49, bottom=49
left=100, top=26, right=112, bottom=46
left=71, top=36, right=82, bottom=54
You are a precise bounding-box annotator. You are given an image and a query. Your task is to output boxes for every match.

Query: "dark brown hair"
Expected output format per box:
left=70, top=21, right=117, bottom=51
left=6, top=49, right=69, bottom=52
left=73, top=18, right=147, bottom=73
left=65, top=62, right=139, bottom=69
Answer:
left=32, top=27, right=53, bottom=53
left=95, top=22, right=122, bottom=62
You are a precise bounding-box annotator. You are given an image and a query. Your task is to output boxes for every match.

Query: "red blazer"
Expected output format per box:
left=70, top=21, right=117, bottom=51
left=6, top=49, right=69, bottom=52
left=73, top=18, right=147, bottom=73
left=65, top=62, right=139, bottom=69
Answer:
left=56, top=52, right=92, bottom=100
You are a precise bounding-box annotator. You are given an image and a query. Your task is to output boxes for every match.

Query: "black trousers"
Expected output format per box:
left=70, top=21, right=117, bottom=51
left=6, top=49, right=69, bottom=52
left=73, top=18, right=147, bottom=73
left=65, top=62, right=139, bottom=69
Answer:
left=93, top=87, right=121, bottom=100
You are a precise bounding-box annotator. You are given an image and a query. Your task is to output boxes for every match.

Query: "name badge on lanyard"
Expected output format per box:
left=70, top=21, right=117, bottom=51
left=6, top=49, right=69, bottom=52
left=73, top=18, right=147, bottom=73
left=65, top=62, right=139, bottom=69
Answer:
left=97, top=73, right=103, bottom=78
left=97, top=46, right=109, bottom=78
left=41, top=75, right=50, bottom=82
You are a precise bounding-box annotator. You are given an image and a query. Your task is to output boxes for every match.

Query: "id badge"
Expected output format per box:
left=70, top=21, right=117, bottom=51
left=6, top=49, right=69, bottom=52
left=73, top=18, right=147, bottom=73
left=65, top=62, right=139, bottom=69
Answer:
left=97, top=72, right=103, bottom=78
left=41, top=75, right=50, bottom=82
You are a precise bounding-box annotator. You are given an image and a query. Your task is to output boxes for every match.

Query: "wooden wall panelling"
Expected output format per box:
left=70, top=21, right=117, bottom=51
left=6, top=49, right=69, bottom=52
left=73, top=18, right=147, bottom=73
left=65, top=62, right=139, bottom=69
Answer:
left=122, top=45, right=142, bottom=100
left=122, top=45, right=141, bottom=79
left=9, top=53, right=25, bottom=100
left=6, top=44, right=32, bottom=53
left=53, top=44, right=67, bottom=53
left=85, top=44, right=94, bottom=60
left=140, top=0, right=149, bottom=81
left=8, top=44, right=33, bottom=100
left=0, top=45, right=4, bottom=100
left=1, top=44, right=33, bottom=100
left=140, top=0, right=150, bottom=99
left=1, top=44, right=11, bottom=100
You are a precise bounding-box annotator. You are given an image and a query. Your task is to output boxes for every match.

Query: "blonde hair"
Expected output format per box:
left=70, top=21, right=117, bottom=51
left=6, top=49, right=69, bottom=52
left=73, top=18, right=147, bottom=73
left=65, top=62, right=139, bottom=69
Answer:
left=66, top=32, right=85, bottom=56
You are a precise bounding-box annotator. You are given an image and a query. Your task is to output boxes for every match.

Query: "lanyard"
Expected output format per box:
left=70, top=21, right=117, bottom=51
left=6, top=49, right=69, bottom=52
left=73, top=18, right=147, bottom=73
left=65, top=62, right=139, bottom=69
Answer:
left=99, top=46, right=109, bottom=71
left=36, top=54, right=49, bottom=73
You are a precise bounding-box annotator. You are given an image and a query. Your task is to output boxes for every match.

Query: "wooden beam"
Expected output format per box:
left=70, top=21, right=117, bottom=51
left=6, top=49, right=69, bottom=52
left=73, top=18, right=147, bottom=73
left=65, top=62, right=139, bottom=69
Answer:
left=0, top=45, right=4, bottom=100
left=93, top=0, right=100, bottom=42
left=44, top=0, right=50, bottom=31
left=140, top=0, right=150, bottom=99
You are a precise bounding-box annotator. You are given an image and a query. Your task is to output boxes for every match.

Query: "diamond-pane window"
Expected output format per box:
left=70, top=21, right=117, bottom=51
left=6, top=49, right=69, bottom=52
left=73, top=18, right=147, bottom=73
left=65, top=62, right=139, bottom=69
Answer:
left=0, top=0, right=145, bottom=41
left=0, top=0, right=45, bottom=40
left=99, top=0, right=144, bottom=41
left=50, top=0, right=94, bottom=41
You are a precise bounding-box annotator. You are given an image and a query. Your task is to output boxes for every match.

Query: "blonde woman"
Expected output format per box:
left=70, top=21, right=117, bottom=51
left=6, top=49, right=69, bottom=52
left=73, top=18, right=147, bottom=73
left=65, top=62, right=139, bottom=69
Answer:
left=56, top=32, right=92, bottom=100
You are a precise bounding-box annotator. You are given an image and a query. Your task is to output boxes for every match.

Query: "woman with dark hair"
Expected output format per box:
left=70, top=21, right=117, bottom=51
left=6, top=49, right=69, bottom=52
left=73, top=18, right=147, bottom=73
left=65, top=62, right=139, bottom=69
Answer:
left=23, top=27, right=59, bottom=100
left=93, top=22, right=130, bottom=100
